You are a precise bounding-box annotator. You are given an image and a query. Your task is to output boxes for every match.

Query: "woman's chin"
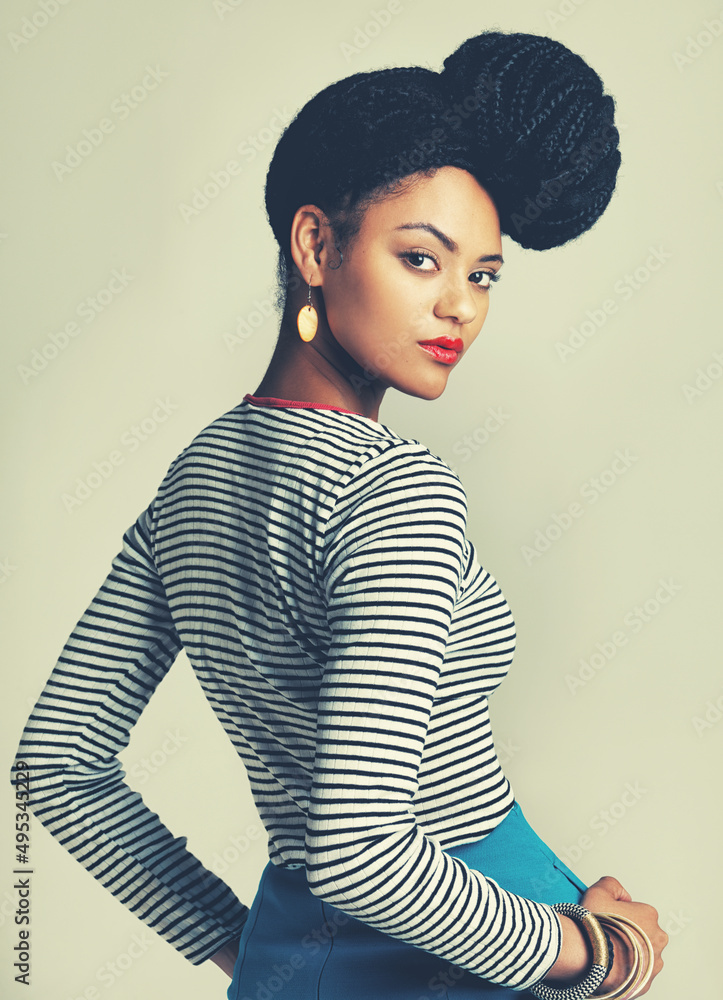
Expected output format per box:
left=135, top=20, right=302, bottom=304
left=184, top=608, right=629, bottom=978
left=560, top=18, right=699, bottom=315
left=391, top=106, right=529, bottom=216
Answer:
left=396, top=374, right=451, bottom=403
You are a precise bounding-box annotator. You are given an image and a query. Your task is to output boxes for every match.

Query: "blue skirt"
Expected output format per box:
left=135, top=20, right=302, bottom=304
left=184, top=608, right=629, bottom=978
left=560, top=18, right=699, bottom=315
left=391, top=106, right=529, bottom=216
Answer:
left=227, top=802, right=587, bottom=1000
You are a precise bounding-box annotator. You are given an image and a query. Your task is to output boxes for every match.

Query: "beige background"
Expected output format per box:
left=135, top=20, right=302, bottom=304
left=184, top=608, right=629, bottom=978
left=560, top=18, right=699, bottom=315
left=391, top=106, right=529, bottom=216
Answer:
left=2, top=1, right=721, bottom=997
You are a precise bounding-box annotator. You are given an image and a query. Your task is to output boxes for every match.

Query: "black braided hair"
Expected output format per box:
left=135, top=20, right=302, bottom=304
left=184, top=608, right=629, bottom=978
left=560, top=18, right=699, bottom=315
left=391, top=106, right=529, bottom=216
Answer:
left=264, top=30, right=620, bottom=295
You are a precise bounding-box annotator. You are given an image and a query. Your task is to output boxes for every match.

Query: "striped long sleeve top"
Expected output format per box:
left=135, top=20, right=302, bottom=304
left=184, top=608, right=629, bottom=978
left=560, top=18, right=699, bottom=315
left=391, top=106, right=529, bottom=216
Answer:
left=14, top=394, right=563, bottom=990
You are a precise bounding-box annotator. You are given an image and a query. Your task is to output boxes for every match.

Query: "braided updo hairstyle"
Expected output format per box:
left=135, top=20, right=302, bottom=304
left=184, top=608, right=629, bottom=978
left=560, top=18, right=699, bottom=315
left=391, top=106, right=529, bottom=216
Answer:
left=265, top=30, right=621, bottom=300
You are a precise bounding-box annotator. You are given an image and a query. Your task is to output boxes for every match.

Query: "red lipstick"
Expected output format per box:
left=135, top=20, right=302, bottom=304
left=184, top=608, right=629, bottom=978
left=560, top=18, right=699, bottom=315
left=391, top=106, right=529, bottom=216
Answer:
left=418, top=336, right=464, bottom=365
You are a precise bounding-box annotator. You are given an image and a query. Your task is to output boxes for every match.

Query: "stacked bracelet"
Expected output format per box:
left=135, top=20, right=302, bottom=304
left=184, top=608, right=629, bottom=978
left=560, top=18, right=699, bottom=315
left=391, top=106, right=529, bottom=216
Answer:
left=530, top=903, right=655, bottom=1000
left=602, top=927, right=615, bottom=977
left=591, top=912, right=655, bottom=1000
left=529, top=903, right=610, bottom=1000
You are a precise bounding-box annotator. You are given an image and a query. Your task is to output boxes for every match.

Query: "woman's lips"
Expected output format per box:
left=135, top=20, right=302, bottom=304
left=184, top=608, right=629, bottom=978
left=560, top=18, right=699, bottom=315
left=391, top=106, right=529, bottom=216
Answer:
left=418, top=337, right=463, bottom=365
left=419, top=336, right=464, bottom=351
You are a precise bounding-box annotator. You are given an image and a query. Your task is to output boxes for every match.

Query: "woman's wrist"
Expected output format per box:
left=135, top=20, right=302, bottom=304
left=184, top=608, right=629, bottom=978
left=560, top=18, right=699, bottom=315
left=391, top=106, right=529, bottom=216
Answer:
left=531, top=906, right=611, bottom=1000
left=543, top=914, right=594, bottom=984
left=209, top=935, right=241, bottom=977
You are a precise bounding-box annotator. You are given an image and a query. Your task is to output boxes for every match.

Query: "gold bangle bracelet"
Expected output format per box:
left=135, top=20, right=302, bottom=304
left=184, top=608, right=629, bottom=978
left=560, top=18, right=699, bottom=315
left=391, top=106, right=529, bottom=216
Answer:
left=599, top=913, right=654, bottom=999
left=580, top=910, right=610, bottom=972
left=592, top=912, right=654, bottom=1000
left=605, top=913, right=654, bottom=999
left=592, top=918, right=641, bottom=1000
left=593, top=914, right=647, bottom=1000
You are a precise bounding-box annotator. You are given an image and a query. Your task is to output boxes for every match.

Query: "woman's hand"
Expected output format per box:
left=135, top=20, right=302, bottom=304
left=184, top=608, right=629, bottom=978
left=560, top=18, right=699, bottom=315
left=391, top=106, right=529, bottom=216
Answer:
left=209, top=935, right=241, bottom=978
left=543, top=876, right=668, bottom=996
left=584, top=876, right=668, bottom=996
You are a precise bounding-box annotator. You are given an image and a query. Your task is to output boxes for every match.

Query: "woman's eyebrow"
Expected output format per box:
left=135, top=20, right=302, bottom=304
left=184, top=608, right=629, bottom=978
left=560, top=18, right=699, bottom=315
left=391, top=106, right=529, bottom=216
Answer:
left=394, top=222, right=504, bottom=265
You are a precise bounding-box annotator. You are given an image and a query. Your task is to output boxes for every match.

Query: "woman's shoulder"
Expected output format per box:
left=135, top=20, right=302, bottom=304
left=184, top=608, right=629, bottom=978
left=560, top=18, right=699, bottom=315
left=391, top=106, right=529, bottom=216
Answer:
left=176, top=399, right=456, bottom=467
left=150, top=399, right=465, bottom=511
left=329, top=428, right=468, bottom=522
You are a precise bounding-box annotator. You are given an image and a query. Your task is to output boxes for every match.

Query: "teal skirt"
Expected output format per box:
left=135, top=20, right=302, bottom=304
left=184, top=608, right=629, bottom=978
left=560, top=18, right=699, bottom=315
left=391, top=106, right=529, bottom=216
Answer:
left=227, top=802, right=586, bottom=1000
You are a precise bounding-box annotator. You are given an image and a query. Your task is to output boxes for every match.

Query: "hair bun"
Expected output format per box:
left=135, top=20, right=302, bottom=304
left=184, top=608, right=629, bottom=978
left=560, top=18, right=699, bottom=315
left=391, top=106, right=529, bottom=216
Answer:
left=440, top=31, right=621, bottom=249
left=264, top=30, right=622, bottom=293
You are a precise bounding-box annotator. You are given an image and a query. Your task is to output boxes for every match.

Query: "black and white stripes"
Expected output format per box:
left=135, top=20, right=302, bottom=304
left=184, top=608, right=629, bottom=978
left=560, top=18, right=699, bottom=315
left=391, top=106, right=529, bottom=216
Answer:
left=14, top=396, right=561, bottom=988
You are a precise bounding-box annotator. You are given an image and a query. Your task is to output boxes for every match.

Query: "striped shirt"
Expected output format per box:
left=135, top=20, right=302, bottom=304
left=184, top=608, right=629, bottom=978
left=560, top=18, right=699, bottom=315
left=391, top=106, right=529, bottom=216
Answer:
left=15, top=394, right=562, bottom=989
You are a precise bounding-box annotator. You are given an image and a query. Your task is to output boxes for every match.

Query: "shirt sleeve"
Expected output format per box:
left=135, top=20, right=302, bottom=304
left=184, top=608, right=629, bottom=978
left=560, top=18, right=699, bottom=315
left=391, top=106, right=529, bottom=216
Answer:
left=12, top=503, right=249, bottom=965
left=311, top=443, right=562, bottom=991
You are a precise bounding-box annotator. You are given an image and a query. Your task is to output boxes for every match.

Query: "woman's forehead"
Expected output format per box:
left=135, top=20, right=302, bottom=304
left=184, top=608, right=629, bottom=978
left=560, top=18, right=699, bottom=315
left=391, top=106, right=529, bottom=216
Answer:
left=359, top=168, right=502, bottom=249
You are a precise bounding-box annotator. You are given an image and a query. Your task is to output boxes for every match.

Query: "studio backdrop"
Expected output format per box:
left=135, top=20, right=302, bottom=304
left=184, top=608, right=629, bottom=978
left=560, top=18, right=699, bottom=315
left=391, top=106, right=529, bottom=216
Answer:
left=2, top=1, right=721, bottom=998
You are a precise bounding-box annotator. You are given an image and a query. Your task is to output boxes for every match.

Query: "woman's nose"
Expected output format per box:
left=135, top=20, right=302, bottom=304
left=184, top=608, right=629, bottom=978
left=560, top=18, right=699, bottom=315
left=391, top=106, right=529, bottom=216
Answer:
left=434, top=276, right=478, bottom=326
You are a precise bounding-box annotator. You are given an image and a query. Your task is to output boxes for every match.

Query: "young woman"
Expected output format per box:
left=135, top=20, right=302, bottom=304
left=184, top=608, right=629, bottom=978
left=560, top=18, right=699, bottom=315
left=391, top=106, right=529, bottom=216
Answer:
left=14, top=29, right=667, bottom=1000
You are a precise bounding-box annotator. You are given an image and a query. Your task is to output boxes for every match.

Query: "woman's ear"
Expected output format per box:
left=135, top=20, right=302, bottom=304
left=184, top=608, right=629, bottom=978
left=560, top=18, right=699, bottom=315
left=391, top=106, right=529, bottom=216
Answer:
left=289, top=205, right=329, bottom=288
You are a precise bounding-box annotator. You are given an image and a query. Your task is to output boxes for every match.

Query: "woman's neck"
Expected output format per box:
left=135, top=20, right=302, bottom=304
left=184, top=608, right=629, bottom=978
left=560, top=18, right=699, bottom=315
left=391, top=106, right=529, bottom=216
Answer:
left=252, top=317, right=386, bottom=422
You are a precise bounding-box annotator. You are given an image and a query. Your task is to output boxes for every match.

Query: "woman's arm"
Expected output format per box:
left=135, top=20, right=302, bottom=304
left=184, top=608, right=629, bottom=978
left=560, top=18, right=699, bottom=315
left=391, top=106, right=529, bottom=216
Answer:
left=12, top=504, right=249, bottom=965
left=209, top=935, right=241, bottom=977
left=310, top=445, right=562, bottom=991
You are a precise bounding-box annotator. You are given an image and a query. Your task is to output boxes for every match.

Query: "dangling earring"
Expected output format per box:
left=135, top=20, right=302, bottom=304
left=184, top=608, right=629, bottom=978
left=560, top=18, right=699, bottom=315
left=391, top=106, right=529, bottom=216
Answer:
left=297, top=278, right=318, bottom=342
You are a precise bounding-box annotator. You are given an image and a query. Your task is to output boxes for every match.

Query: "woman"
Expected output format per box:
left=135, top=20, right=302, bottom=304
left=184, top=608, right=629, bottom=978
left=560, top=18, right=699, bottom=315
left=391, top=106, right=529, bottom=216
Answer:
left=14, top=29, right=667, bottom=1000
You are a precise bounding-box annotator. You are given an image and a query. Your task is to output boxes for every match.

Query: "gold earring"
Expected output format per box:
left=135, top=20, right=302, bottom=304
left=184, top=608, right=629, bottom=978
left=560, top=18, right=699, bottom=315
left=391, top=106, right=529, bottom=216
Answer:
left=297, top=278, right=318, bottom=342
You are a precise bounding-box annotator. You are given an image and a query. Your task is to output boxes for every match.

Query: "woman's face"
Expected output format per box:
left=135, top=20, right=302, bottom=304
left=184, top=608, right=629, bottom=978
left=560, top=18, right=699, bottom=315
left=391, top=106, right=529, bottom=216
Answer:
left=318, top=166, right=503, bottom=402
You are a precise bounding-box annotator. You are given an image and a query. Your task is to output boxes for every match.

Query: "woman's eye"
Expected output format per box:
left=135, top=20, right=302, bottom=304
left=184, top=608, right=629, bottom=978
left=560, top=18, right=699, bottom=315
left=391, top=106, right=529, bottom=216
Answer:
left=402, top=251, right=437, bottom=271
left=470, top=270, right=501, bottom=288
left=401, top=253, right=502, bottom=286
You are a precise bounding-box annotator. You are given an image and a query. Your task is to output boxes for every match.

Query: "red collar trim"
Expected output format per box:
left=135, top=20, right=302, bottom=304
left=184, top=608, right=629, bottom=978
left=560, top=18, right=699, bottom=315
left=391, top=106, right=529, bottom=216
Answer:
left=243, top=393, right=367, bottom=417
